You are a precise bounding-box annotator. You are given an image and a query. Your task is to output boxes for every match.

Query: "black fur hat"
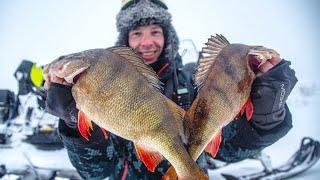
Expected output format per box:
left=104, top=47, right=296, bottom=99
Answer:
left=115, top=0, right=179, bottom=60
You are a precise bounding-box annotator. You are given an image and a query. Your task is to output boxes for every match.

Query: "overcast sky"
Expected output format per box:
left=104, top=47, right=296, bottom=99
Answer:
left=1, top=0, right=319, bottom=92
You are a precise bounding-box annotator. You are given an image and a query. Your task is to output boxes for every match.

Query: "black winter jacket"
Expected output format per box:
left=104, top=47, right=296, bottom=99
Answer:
left=46, top=55, right=297, bottom=179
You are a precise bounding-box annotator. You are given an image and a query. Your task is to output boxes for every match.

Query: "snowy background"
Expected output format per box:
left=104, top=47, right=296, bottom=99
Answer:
left=1, top=0, right=320, bottom=179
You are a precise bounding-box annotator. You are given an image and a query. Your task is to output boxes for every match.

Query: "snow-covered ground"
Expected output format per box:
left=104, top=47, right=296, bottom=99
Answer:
left=264, top=84, right=320, bottom=179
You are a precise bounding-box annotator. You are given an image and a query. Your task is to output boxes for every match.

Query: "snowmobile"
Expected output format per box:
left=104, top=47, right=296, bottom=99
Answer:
left=0, top=60, right=76, bottom=179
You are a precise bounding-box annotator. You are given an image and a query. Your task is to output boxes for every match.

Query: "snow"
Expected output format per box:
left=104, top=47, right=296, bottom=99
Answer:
left=0, top=96, right=74, bottom=178
left=263, top=86, right=320, bottom=179
left=0, top=140, right=72, bottom=172
left=1, top=0, right=320, bottom=179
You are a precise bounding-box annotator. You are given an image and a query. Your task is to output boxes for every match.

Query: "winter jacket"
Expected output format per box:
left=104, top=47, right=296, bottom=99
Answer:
left=46, top=54, right=297, bottom=179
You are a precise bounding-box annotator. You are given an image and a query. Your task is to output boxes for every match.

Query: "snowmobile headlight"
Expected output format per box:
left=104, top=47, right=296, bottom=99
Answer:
left=30, top=64, right=44, bottom=87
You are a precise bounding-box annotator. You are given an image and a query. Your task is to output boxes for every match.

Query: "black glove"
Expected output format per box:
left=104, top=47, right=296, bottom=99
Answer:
left=46, top=83, right=113, bottom=140
left=250, top=60, right=297, bottom=130
left=46, top=83, right=79, bottom=129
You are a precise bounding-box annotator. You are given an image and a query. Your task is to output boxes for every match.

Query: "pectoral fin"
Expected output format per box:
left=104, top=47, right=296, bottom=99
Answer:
left=100, top=127, right=109, bottom=140
left=134, top=144, right=163, bottom=172
left=78, top=111, right=93, bottom=141
left=240, top=98, right=254, bottom=121
left=204, top=130, right=222, bottom=158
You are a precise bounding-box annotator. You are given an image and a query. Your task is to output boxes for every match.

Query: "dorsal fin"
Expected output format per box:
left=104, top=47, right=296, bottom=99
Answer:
left=195, top=34, right=230, bottom=88
left=108, top=46, right=163, bottom=92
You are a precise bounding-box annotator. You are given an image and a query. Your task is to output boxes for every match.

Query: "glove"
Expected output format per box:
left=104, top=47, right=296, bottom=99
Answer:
left=250, top=60, right=297, bottom=130
left=47, top=83, right=113, bottom=140
left=46, top=82, right=78, bottom=129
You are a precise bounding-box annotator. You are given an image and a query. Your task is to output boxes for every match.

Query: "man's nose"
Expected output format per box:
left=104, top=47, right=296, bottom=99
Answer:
left=140, top=34, right=154, bottom=48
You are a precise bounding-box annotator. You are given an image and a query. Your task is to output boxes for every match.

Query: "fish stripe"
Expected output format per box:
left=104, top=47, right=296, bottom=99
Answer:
left=207, top=82, right=235, bottom=112
left=218, top=52, right=242, bottom=83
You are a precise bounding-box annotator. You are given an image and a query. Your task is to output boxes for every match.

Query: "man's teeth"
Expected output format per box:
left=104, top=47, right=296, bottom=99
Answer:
left=141, top=52, right=154, bottom=56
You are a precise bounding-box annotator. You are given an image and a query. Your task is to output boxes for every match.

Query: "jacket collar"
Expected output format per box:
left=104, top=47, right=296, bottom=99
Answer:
left=158, top=54, right=183, bottom=82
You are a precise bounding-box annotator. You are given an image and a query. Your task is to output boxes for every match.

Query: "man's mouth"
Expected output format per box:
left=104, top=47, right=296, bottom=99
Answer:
left=140, top=51, right=156, bottom=57
left=134, top=47, right=161, bottom=64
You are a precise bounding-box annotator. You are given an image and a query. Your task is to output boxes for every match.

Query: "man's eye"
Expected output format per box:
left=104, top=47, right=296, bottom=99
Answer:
left=130, top=31, right=141, bottom=38
left=129, top=31, right=141, bottom=38
left=152, top=31, right=162, bottom=36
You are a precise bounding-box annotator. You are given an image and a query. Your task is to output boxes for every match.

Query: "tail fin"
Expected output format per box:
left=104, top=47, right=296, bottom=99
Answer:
left=162, top=166, right=177, bottom=180
left=163, top=166, right=208, bottom=180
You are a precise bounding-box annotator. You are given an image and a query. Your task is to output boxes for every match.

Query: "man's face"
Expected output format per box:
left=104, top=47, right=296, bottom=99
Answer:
left=128, top=24, right=165, bottom=64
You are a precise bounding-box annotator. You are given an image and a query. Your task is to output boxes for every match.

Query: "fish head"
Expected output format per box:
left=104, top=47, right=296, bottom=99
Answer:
left=52, top=59, right=91, bottom=84
left=44, top=53, right=93, bottom=84
left=219, top=43, right=257, bottom=77
left=247, top=46, right=280, bottom=74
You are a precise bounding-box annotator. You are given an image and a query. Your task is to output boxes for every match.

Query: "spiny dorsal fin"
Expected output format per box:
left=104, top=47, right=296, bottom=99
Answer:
left=195, top=34, right=230, bottom=88
left=108, top=46, right=163, bottom=92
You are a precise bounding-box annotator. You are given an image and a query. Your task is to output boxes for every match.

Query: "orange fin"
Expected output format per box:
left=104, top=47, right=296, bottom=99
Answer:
left=134, top=144, right=162, bottom=172
left=77, top=111, right=93, bottom=141
left=204, top=130, right=222, bottom=158
left=240, top=98, right=254, bottom=121
left=100, top=127, right=109, bottom=140
left=162, top=166, right=177, bottom=180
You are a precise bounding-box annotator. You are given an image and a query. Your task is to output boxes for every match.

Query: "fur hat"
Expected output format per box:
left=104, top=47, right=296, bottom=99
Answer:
left=115, top=0, right=179, bottom=60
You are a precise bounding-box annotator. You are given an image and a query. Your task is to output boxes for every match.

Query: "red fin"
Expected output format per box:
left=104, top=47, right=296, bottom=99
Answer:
left=77, top=111, right=93, bottom=141
left=162, top=166, right=177, bottom=180
left=134, top=144, right=162, bottom=172
left=204, top=130, right=222, bottom=158
left=240, top=98, right=254, bottom=121
left=100, top=127, right=109, bottom=140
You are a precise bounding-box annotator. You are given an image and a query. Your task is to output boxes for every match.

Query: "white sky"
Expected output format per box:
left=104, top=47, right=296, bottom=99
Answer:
left=1, top=0, right=319, bottom=92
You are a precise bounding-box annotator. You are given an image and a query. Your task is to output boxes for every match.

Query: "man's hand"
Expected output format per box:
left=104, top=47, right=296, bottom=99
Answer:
left=258, top=56, right=282, bottom=73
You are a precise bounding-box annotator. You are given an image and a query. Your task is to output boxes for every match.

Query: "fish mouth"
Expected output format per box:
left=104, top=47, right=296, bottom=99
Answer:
left=247, top=46, right=279, bottom=74
left=248, top=54, right=262, bottom=74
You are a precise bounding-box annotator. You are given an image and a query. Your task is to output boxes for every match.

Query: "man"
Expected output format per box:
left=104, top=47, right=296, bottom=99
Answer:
left=45, top=0, right=298, bottom=179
